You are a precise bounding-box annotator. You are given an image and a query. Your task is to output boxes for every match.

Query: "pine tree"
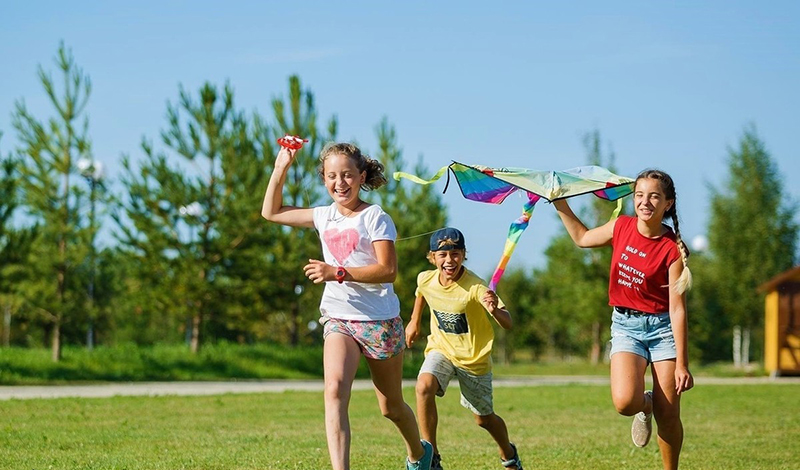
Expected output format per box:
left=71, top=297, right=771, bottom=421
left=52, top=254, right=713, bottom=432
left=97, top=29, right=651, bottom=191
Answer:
left=0, top=136, right=36, bottom=347
left=369, top=117, right=447, bottom=359
left=261, top=75, right=337, bottom=346
left=117, top=82, right=274, bottom=351
left=494, top=267, right=544, bottom=360
left=707, top=125, right=798, bottom=366
left=685, top=252, right=729, bottom=362
left=526, top=129, right=621, bottom=361
left=580, top=130, right=622, bottom=363
left=371, top=117, right=447, bottom=314
left=116, top=76, right=336, bottom=350
left=11, top=43, right=94, bottom=360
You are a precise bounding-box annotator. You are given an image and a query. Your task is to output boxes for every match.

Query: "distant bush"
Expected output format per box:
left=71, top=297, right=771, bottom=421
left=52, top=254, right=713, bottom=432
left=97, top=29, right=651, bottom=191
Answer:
left=0, top=343, right=425, bottom=384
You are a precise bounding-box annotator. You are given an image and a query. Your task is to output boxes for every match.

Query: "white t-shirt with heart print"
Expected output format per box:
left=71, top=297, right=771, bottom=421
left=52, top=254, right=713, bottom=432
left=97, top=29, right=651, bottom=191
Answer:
left=312, top=203, right=401, bottom=321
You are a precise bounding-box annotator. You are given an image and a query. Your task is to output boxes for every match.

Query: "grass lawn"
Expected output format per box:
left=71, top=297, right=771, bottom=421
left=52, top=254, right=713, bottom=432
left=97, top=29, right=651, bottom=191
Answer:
left=0, top=344, right=422, bottom=384
left=1, top=383, right=797, bottom=469
left=0, top=344, right=766, bottom=385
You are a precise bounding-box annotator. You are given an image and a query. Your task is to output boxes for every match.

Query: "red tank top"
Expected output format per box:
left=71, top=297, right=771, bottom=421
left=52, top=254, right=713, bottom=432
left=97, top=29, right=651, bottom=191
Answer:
left=608, top=215, right=682, bottom=313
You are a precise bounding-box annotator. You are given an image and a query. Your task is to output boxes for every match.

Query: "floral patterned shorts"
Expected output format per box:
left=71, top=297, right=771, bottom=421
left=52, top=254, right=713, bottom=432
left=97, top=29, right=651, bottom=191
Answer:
left=321, top=315, right=405, bottom=360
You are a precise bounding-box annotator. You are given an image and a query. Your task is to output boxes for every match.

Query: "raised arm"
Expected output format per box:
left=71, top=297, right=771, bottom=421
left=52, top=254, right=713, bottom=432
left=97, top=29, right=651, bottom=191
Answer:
left=552, top=199, right=615, bottom=248
left=261, top=147, right=314, bottom=228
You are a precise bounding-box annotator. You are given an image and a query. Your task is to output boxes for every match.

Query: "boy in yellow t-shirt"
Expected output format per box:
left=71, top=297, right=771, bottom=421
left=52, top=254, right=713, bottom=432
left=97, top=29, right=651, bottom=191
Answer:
left=406, top=227, right=524, bottom=470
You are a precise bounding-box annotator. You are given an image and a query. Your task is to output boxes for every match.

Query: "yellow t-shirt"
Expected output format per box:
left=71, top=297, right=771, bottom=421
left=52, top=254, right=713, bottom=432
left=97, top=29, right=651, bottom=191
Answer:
left=415, top=268, right=504, bottom=375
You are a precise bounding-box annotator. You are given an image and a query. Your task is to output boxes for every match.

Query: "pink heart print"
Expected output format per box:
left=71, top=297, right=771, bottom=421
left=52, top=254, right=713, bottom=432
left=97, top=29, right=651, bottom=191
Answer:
left=323, top=228, right=360, bottom=265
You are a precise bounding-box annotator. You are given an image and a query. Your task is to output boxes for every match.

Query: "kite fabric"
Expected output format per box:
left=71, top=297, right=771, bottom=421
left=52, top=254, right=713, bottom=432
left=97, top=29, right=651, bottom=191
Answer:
left=489, top=192, right=540, bottom=290
left=394, top=162, right=634, bottom=290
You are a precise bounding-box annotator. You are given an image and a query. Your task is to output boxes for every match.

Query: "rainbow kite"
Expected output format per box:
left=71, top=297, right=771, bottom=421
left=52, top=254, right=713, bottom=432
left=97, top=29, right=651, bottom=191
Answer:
left=394, top=162, right=634, bottom=290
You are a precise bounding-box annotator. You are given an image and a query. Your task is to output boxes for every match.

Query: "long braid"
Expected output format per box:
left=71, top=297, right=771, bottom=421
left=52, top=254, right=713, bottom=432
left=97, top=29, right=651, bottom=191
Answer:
left=671, top=212, right=693, bottom=294
left=636, top=168, right=693, bottom=294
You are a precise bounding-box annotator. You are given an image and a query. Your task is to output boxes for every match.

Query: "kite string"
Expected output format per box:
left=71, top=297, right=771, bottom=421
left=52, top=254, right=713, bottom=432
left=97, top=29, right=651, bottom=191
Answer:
left=392, top=165, right=452, bottom=242
left=396, top=228, right=441, bottom=242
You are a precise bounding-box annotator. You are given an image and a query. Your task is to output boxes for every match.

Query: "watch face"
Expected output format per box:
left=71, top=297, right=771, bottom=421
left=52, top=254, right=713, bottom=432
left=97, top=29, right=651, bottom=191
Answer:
left=337, top=268, right=345, bottom=277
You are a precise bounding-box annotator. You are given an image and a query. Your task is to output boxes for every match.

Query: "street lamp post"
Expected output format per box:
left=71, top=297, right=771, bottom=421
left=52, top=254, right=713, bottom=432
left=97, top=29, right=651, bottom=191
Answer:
left=77, top=158, right=104, bottom=350
left=179, top=201, right=203, bottom=348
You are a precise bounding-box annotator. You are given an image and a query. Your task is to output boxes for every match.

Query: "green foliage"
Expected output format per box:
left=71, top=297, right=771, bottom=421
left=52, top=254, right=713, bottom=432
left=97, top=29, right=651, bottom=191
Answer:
left=707, top=125, right=798, bottom=331
left=116, top=82, right=250, bottom=352
left=506, top=130, right=621, bottom=361
left=260, top=76, right=336, bottom=346
left=0, top=136, right=16, bottom=234
left=0, top=384, right=797, bottom=469
left=686, top=253, right=731, bottom=363
left=533, top=235, right=609, bottom=357
left=10, top=42, right=95, bottom=360
left=0, top=343, right=425, bottom=384
left=0, top=141, right=37, bottom=347
left=370, top=117, right=447, bottom=320
left=0, top=342, right=764, bottom=385
left=114, top=78, right=334, bottom=350
left=698, top=125, right=800, bottom=365
left=495, top=267, right=546, bottom=359
left=6, top=44, right=797, bottom=371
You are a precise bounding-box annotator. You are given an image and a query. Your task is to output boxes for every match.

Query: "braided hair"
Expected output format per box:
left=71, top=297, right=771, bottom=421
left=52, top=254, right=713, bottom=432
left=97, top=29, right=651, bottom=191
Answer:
left=635, top=169, right=693, bottom=294
left=318, top=142, right=388, bottom=191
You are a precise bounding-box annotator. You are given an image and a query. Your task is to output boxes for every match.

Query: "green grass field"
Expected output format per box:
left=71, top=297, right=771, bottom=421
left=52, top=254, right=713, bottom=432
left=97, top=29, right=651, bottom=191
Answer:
left=0, top=344, right=765, bottom=385
left=1, top=383, right=797, bottom=469
left=0, top=344, right=422, bottom=384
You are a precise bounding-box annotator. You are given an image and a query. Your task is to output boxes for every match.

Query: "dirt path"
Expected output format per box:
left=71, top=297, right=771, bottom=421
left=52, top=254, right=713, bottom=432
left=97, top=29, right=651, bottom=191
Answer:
left=1, top=375, right=797, bottom=400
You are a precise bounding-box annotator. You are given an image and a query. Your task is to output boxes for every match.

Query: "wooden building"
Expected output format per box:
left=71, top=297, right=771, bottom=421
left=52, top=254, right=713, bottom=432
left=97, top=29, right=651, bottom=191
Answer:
left=759, top=265, right=800, bottom=376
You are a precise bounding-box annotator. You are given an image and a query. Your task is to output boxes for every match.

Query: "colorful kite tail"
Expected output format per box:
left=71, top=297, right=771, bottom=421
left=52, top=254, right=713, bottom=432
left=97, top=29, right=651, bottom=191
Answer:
left=489, top=193, right=540, bottom=291
left=393, top=165, right=450, bottom=185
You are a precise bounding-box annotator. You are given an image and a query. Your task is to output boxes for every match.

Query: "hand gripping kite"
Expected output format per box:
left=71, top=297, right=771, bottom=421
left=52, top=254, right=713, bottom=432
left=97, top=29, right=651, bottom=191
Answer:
left=394, top=162, right=634, bottom=290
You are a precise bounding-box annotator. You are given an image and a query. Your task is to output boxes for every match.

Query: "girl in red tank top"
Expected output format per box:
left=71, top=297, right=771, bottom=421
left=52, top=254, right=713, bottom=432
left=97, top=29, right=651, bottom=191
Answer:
left=554, top=169, right=693, bottom=470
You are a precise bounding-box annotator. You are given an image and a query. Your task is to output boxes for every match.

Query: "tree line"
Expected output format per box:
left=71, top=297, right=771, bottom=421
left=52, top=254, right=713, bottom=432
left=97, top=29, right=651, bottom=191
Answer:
left=1, top=44, right=796, bottom=367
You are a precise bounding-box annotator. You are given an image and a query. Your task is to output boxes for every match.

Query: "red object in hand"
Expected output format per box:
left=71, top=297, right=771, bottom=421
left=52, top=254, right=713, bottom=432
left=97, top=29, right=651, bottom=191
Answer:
left=277, top=135, right=309, bottom=150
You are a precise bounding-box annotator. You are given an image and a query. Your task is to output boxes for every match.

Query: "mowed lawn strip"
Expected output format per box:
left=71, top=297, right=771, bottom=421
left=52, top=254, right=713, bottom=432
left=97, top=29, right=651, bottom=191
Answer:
left=0, top=344, right=765, bottom=385
left=0, top=384, right=797, bottom=469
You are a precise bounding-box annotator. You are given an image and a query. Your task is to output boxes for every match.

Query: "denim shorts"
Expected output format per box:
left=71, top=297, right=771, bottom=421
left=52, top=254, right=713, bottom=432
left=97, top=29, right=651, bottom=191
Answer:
left=609, top=309, right=676, bottom=363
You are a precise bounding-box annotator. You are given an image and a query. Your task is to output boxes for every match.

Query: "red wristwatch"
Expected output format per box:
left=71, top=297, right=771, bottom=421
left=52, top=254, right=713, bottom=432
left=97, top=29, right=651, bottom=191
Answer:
left=335, top=267, right=347, bottom=284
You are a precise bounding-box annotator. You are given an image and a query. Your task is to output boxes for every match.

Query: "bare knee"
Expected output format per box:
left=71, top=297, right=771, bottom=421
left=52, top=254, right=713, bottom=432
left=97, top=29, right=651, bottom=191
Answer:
left=324, top=379, right=350, bottom=405
left=474, top=412, right=496, bottom=429
left=379, top=399, right=407, bottom=422
left=415, top=374, right=439, bottom=401
left=612, top=396, right=640, bottom=416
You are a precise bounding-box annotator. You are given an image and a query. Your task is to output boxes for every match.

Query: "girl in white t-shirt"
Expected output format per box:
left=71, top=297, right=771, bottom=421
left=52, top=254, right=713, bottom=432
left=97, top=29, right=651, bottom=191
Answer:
left=262, top=142, right=433, bottom=470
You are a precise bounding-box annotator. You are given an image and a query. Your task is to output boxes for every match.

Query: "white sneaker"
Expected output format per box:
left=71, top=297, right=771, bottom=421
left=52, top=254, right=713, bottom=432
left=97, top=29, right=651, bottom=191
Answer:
left=631, top=390, right=653, bottom=447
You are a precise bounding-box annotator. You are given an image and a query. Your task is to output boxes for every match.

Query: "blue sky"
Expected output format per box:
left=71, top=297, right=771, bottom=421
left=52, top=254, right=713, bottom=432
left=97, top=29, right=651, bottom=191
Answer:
left=2, top=2, right=798, bottom=277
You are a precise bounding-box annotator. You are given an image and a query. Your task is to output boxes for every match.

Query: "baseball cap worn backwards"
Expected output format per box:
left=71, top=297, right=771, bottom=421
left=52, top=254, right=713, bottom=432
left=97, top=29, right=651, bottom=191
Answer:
left=430, top=227, right=466, bottom=251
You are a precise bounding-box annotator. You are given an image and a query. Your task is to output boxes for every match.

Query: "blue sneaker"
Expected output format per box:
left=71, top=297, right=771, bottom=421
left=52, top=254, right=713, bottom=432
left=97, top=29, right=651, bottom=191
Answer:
left=406, top=440, right=433, bottom=470
left=431, top=453, right=443, bottom=470
left=500, top=443, right=524, bottom=470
